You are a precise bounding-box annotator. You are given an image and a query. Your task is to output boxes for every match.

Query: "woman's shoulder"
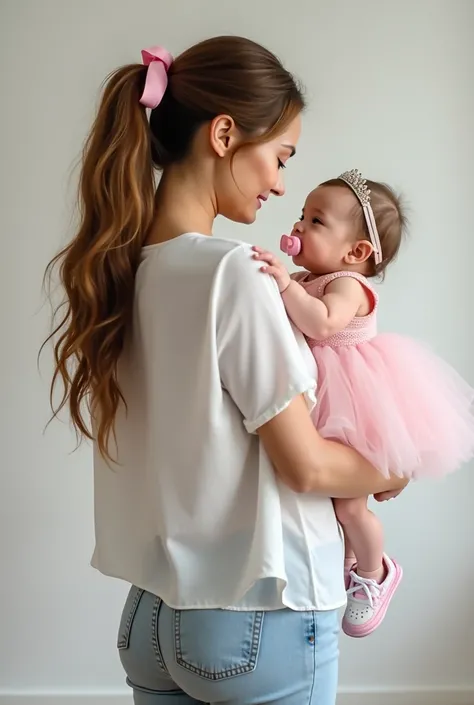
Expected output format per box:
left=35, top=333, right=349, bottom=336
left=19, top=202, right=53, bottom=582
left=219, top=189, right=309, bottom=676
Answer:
left=191, top=235, right=259, bottom=278
left=212, top=236, right=255, bottom=265
left=213, top=238, right=284, bottom=306
left=151, top=234, right=263, bottom=284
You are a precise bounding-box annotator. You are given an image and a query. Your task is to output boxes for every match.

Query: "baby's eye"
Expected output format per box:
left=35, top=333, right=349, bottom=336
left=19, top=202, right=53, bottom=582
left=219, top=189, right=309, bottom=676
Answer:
left=312, top=217, right=322, bottom=225
left=299, top=214, right=304, bottom=221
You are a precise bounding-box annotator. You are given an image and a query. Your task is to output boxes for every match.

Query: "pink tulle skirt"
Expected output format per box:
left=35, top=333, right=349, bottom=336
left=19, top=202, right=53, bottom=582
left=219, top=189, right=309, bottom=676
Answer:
left=311, top=334, right=474, bottom=479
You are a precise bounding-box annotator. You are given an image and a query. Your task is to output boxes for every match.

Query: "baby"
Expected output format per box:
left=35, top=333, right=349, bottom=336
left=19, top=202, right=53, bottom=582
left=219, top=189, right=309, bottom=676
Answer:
left=253, top=170, right=474, bottom=637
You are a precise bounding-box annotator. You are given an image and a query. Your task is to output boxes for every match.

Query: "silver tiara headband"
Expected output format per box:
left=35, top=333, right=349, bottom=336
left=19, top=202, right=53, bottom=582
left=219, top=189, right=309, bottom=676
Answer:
left=338, top=169, right=382, bottom=266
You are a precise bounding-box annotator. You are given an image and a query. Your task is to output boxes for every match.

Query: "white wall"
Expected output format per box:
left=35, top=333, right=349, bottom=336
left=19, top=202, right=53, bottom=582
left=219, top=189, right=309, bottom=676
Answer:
left=1, top=0, right=473, bottom=702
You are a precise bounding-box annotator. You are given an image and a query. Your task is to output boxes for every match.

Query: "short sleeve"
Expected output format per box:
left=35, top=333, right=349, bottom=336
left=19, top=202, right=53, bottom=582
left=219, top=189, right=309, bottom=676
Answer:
left=216, top=245, right=317, bottom=433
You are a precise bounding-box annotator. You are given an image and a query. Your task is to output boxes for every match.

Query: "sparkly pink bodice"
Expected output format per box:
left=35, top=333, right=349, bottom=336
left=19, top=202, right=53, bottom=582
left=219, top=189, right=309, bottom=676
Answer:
left=293, top=271, right=378, bottom=348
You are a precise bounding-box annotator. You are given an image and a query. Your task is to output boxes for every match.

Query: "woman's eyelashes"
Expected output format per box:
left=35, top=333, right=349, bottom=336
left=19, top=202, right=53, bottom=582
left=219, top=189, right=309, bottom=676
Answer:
left=278, top=159, right=286, bottom=169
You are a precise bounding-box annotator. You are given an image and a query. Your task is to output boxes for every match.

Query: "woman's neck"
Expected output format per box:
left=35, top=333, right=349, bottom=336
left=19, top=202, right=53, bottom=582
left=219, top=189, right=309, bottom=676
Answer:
left=146, top=163, right=217, bottom=245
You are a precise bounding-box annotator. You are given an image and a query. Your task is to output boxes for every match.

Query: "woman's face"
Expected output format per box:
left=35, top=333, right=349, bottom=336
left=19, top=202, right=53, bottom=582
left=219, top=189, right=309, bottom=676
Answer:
left=215, top=114, right=302, bottom=224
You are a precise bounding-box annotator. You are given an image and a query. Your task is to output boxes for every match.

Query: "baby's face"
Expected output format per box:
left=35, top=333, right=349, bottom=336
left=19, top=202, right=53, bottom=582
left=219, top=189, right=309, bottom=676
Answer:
left=290, top=185, right=360, bottom=274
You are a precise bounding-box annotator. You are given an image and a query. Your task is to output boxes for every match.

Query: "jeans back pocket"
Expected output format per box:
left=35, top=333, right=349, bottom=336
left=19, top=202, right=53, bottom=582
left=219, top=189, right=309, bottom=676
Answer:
left=174, top=609, right=264, bottom=681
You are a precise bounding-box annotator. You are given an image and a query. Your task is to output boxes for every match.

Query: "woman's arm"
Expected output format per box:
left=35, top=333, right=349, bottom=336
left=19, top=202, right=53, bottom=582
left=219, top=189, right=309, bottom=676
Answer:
left=258, top=394, right=408, bottom=497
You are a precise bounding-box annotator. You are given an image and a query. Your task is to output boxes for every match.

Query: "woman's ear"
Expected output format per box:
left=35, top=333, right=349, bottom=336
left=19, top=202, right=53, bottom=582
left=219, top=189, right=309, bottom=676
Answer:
left=344, top=239, right=374, bottom=265
left=209, top=114, right=240, bottom=157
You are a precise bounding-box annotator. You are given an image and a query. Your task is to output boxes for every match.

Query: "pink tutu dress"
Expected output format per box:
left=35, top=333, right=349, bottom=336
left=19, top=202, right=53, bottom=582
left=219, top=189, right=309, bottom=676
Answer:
left=293, top=270, right=474, bottom=479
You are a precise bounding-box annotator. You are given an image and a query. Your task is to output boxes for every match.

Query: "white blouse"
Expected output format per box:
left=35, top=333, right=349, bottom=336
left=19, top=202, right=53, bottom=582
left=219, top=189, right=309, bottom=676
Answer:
left=91, top=234, right=345, bottom=611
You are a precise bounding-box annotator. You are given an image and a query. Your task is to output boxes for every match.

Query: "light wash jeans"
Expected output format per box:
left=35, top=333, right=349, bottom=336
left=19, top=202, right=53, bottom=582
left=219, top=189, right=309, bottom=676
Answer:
left=118, top=586, right=340, bottom=705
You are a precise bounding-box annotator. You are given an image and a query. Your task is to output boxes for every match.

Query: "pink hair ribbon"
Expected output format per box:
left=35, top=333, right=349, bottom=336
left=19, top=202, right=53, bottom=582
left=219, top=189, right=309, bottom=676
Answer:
left=139, top=46, right=173, bottom=109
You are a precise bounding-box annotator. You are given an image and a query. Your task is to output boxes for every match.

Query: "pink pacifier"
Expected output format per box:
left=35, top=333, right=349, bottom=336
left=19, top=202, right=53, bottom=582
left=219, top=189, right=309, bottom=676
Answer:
left=280, top=234, right=301, bottom=257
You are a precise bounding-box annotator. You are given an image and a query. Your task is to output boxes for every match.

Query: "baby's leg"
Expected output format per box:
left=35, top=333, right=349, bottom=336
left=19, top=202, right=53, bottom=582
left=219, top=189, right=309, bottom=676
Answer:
left=334, top=497, right=384, bottom=583
left=334, top=497, right=403, bottom=638
left=341, top=529, right=356, bottom=587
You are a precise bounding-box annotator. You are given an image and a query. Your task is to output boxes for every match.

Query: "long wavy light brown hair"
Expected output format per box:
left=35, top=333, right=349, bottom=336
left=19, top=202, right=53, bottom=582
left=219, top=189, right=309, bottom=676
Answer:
left=43, top=36, right=305, bottom=462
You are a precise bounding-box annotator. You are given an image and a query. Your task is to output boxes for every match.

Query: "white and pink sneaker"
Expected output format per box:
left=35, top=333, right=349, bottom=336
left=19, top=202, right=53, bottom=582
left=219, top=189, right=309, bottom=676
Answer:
left=342, top=554, right=402, bottom=638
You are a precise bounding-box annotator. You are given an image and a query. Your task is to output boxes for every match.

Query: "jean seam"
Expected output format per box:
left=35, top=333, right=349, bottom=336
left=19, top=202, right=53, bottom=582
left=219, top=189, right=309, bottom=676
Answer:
left=174, top=610, right=264, bottom=680
left=117, top=587, right=144, bottom=650
left=310, top=611, right=339, bottom=705
left=308, top=612, right=317, bottom=704
left=151, top=596, right=169, bottom=674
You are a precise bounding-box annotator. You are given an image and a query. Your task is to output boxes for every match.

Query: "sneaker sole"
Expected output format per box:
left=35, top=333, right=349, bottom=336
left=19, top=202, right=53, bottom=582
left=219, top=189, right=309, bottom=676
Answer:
left=342, top=559, right=403, bottom=638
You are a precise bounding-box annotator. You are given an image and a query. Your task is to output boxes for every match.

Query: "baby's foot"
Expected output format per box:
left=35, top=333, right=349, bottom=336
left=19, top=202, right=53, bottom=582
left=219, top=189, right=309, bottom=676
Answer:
left=342, top=554, right=402, bottom=638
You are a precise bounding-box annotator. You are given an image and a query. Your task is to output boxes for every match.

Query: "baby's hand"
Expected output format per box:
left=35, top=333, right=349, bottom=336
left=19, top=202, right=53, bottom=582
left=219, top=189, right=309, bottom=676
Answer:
left=253, top=246, right=291, bottom=293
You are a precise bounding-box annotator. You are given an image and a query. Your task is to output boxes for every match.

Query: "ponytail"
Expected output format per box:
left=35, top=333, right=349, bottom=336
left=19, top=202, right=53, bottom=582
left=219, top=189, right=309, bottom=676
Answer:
left=44, top=64, right=155, bottom=461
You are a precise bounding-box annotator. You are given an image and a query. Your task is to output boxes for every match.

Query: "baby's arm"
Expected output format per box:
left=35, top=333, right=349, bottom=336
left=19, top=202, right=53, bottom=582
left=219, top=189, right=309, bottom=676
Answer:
left=252, top=246, right=369, bottom=339
left=283, top=276, right=368, bottom=340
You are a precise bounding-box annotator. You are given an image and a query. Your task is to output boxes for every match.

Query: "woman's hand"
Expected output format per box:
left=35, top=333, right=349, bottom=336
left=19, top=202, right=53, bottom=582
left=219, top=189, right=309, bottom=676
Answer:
left=373, top=484, right=408, bottom=502
left=253, top=246, right=291, bottom=293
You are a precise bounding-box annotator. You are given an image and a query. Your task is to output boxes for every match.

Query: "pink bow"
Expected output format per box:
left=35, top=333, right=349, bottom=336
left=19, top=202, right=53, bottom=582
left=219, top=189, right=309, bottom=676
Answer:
left=139, top=46, right=173, bottom=109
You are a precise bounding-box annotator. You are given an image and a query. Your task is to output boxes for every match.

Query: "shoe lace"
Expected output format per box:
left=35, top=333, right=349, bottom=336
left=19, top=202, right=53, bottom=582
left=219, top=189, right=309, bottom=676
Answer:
left=346, top=572, right=381, bottom=608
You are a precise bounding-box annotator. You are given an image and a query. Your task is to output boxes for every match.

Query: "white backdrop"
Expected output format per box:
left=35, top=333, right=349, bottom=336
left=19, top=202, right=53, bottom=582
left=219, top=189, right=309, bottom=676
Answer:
left=1, top=1, right=473, bottom=703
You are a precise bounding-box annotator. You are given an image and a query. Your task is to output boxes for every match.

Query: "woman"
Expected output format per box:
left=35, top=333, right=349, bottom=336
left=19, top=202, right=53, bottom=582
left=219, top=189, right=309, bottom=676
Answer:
left=46, top=36, right=406, bottom=705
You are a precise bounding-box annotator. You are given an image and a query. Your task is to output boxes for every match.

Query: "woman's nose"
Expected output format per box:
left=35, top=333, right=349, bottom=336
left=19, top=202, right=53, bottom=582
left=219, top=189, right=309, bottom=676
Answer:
left=271, top=173, right=285, bottom=197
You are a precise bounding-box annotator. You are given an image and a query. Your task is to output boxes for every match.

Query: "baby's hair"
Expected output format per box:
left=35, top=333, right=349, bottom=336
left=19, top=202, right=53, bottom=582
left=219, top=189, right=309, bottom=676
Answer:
left=320, top=178, right=408, bottom=278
